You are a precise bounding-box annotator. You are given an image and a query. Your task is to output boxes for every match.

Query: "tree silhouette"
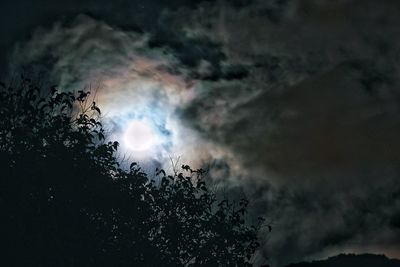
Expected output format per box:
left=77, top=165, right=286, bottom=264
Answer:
left=0, top=78, right=262, bottom=266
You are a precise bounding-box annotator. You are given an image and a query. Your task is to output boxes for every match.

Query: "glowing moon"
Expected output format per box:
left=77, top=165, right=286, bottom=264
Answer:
left=123, top=120, right=158, bottom=152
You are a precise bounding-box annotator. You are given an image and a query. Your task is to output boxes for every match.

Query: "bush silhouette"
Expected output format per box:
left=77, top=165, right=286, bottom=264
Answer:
left=0, top=79, right=262, bottom=266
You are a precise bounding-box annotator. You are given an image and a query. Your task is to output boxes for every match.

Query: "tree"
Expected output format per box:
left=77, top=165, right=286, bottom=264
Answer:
left=0, top=78, right=262, bottom=266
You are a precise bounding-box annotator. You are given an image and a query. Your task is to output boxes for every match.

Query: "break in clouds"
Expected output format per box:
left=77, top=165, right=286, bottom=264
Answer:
left=8, top=0, right=400, bottom=266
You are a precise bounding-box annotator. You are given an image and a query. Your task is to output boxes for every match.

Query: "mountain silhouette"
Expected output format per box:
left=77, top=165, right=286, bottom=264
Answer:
left=285, top=254, right=400, bottom=267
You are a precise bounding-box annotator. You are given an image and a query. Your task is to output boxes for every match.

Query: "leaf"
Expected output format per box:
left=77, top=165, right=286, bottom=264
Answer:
left=182, top=164, right=191, bottom=172
left=157, top=169, right=166, bottom=176
left=50, top=86, right=57, bottom=95
left=130, top=162, right=137, bottom=169
left=112, top=141, right=119, bottom=150
left=93, top=106, right=101, bottom=114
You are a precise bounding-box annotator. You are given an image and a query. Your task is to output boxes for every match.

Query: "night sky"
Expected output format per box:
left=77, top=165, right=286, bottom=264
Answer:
left=1, top=0, right=400, bottom=266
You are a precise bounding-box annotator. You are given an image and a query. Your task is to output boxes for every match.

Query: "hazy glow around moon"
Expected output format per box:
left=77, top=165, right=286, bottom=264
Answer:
left=123, top=120, right=159, bottom=152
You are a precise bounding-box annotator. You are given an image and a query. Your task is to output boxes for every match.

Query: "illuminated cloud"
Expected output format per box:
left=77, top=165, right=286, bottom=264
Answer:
left=10, top=14, right=234, bottom=175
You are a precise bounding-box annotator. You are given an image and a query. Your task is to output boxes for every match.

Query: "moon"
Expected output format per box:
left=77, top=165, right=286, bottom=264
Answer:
left=123, top=120, right=159, bottom=152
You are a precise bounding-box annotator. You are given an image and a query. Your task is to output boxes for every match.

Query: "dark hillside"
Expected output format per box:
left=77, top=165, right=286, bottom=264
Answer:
left=286, top=254, right=400, bottom=267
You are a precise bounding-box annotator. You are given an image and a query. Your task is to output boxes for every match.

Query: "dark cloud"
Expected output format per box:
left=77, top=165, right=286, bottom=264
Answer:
left=169, top=0, right=400, bottom=265
left=0, top=0, right=215, bottom=76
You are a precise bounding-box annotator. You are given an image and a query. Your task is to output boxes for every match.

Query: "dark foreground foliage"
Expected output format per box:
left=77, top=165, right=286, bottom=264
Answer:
left=0, top=79, right=261, bottom=266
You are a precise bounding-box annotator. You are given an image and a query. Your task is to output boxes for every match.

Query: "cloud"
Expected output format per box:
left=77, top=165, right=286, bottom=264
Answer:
left=9, top=14, right=229, bottom=172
